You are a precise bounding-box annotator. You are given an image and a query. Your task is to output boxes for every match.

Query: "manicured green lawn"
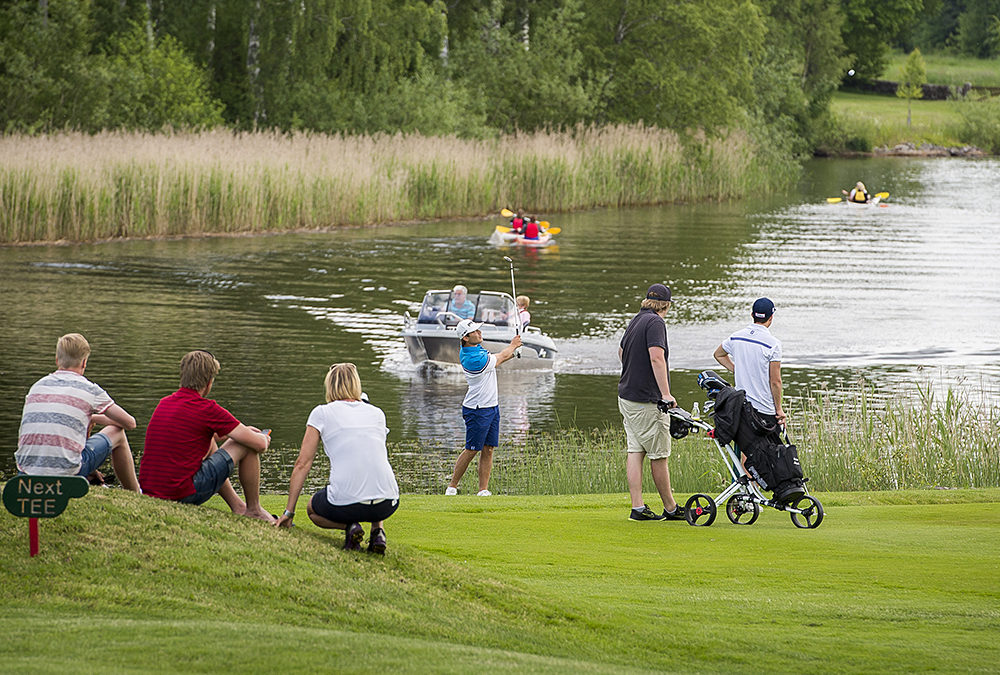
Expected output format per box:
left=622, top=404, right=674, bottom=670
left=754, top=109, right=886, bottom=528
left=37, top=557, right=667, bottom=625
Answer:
left=1, top=489, right=998, bottom=672
left=830, top=91, right=964, bottom=147
left=883, top=51, right=1000, bottom=88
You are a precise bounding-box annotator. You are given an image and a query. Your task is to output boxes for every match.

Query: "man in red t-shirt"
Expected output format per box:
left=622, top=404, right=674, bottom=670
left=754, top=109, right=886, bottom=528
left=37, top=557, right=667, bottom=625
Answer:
left=139, top=350, right=275, bottom=523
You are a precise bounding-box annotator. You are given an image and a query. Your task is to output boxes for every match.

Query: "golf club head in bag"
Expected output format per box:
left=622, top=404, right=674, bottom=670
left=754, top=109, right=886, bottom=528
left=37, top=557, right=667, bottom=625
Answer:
left=697, top=370, right=730, bottom=398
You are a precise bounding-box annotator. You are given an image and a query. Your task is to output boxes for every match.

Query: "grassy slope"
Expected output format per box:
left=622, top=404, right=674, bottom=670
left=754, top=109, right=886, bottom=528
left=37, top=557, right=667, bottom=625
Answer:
left=2, top=489, right=999, bottom=673
left=830, top=91, right=963, bottom=147
left=883, top=52, right=1000, bottom=88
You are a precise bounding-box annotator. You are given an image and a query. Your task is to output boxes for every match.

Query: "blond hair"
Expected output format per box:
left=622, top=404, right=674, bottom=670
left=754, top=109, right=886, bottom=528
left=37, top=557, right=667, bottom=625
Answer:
left=180, top=350, right=220, bottom=390
left=325, top=363, right=363, bottom=402
left=56, top=333, right=90, bottom=369
left=640, top=298, right=671, bottom=313
left=516, top=295, right=529, bottom=308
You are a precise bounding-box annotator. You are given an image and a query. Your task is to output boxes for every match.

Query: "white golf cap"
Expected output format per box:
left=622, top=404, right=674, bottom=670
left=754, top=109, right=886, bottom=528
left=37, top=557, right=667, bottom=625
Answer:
left=456, top=319, right=483, bottom=338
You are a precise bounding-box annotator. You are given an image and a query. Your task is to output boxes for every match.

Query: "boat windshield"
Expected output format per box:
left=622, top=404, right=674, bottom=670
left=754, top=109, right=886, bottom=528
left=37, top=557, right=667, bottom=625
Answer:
left=417, top=291, right=482, bottom=325
left=416, top=291, right=515, bottom=328
left=417, top=291, right=453, bottom=323
left=475, top=294, right=515, bottom=327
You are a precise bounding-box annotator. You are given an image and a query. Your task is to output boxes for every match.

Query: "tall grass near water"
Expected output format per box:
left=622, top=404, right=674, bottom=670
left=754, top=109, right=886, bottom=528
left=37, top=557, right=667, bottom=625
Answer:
left=389, top=382, right=1000, bottom=495
left=0, top=126, right=794, bottom=244
left=795, top=382, right=1000, bottom=491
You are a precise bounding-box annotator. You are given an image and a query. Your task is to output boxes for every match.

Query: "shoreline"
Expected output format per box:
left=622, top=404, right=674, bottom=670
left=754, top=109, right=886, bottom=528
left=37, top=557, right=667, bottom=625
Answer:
left=817, top=142, right=987, bottom=159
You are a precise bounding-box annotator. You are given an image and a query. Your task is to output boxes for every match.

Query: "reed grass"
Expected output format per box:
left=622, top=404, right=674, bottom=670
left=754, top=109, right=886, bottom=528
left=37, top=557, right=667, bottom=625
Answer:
left=0, top=126, right=794, bottom=244
left=389, top=382, right=1000, bottom=495
left=794, top=382, right=1000, bottom=491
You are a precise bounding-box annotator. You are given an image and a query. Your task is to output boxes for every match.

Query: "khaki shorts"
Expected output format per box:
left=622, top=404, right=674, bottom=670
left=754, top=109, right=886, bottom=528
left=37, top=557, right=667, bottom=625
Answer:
left=618, top=397, right=671, bottom=460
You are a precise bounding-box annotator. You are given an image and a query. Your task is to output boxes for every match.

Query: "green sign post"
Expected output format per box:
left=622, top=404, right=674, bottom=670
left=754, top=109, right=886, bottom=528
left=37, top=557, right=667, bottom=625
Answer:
left=3, top=475, right=89, bottom=557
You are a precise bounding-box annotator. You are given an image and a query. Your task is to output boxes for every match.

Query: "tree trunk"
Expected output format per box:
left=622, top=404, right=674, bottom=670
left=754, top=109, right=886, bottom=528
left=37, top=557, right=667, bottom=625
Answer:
left=39, top=0, right=48, bottom=27
left=907, top=99, right=912, bottom=128
left=247, top=0, right=265, bottom=126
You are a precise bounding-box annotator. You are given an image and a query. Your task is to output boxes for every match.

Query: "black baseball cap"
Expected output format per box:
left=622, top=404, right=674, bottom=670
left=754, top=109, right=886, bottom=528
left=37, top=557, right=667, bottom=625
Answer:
left=752, top=297, right=775, bottom=320
left=646, top=283, right=671, bottom=301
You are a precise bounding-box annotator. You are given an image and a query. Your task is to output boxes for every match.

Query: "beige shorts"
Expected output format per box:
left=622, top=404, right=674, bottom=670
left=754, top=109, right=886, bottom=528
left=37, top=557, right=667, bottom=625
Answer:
left=618, top=397, right=671, bottom=460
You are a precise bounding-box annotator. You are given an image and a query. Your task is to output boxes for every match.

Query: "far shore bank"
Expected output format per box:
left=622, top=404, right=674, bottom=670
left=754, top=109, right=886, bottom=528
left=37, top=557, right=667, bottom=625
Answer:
left=0, top=127, right=797, bottom=246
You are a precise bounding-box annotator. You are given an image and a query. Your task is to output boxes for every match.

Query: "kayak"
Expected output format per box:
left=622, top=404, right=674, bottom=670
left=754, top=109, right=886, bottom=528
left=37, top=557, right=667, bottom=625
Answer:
left=489, top=225, right=555, bottom=246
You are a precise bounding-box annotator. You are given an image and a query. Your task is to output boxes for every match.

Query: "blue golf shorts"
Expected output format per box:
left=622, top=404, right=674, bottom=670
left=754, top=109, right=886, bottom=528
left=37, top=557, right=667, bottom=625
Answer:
left=76, top=432, right=113, bottom=476
left=463, top=405, right=500, bottom=451
left=179, top=449, right=235, bottom=505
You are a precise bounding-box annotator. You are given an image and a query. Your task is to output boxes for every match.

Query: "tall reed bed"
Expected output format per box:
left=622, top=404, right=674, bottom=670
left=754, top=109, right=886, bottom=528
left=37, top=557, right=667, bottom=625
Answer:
left=793, top=382, right=1000, bottom=491
left=389, top=383, right=1000, bottom=495
left=0, top=126, right=793, bottom=243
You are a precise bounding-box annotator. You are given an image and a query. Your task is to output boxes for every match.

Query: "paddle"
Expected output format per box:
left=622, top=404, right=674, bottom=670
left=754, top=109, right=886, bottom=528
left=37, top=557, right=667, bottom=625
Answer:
left=497, top=225, right=561, bottom=235
left=500, top=208, right=516, bottom=218
left=828, top=191, right=888, bottom=204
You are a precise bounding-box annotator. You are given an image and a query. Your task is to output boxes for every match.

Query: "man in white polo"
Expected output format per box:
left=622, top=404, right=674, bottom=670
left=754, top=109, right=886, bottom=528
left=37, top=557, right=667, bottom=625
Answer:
left=445, top=319, right=521, bottom=496
left=713, top=297, right=785, bottom=426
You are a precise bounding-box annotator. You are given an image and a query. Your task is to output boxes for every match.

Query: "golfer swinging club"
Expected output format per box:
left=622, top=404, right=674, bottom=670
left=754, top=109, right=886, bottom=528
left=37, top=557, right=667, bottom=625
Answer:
left=445, top=318, right=522, bottom=496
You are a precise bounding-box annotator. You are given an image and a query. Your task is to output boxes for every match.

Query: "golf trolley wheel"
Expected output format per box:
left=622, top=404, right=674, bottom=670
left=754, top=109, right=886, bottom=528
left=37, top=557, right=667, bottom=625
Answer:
left=789, top=495, right=824, bottom=529
left=684, top=494, right=717, bottom=527
left=725, top=495, right=760, bottom=525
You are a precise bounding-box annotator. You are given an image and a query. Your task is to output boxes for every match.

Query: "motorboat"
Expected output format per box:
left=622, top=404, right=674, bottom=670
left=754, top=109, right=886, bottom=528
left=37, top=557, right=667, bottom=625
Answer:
left=402, top=289, right=557, bottom=368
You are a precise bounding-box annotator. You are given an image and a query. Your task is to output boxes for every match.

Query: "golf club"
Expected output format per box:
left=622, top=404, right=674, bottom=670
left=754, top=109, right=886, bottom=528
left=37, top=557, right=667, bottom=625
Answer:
left=503, top=256, right=522, bottom=358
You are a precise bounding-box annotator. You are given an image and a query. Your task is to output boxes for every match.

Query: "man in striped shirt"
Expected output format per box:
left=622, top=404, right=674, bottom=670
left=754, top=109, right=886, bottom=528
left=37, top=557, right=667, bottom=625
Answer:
left=15, top=333, right=140, bottom=491
left=713, top=298, right=785, bottom=426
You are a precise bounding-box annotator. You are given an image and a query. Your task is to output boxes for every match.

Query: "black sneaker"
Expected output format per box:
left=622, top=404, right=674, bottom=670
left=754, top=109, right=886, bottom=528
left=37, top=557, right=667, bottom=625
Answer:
left=367, top=528, right=387, bottom=555
left=662, top=506, right=687, bottom=521
left=344, top=522, right=364, bottom=550
left=629, top=505, right=666, bottom=521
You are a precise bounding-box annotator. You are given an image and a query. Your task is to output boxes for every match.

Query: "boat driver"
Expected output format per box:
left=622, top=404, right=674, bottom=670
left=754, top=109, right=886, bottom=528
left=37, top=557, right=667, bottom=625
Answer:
left=449, top=285, right=476, bottom=320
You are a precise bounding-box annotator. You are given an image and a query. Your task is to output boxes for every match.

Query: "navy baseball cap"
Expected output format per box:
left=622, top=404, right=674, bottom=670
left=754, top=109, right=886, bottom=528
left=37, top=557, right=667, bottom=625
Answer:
left=646, top=283, right=671, bottom=301
left=752, top=297, right=775, bottom=320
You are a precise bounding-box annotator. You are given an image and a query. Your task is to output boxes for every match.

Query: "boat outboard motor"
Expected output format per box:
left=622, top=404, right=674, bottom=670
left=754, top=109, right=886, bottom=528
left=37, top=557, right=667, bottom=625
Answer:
left=697, top=370, right=730, bottom=399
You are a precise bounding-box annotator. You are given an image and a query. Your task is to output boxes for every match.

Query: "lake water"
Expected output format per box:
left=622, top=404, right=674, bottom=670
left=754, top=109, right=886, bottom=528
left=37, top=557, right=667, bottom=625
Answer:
left=2, top=157, right=998, bottom=490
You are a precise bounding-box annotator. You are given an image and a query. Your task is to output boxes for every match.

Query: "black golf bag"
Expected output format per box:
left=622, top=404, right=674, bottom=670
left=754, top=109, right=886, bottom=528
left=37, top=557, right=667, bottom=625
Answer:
left=700, top=370, right=806, bottom=504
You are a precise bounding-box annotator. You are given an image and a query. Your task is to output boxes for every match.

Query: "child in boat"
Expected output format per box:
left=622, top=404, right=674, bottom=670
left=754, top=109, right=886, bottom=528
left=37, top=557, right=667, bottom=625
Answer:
left=516, top=296, right=531, bottom=329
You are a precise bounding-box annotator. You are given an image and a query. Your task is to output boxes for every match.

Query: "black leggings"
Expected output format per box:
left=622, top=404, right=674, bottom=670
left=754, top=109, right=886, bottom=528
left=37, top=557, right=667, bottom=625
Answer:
left=310, top=489, right=399, bottom=524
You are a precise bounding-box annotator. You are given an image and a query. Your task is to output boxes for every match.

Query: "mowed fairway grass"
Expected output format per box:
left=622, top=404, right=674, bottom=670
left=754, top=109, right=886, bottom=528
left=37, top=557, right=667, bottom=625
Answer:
left=1, top=489, right=998, bottom=673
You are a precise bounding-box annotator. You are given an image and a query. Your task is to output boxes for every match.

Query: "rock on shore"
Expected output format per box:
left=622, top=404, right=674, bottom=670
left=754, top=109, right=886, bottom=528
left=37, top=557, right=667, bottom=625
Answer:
left=874, top=142, right=985, bottom=157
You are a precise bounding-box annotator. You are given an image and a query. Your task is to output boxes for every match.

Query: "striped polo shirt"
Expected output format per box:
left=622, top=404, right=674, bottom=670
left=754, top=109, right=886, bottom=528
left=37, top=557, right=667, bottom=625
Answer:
left=721, top=323, right=783, bottom=415
left=15, top=370, right=114, bottom=475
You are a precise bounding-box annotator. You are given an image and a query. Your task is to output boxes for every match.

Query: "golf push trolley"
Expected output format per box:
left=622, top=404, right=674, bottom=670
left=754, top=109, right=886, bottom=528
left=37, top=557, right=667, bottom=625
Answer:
left=661, top=371, right=824, bottom=529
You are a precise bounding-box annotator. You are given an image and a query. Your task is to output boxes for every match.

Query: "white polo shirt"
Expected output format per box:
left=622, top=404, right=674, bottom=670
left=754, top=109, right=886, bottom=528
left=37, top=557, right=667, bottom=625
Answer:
left=306, top=400, right=399, bottom=505
left=460, top=345, right=499, bottom=408
left=721, top=323, right=782, bottom=415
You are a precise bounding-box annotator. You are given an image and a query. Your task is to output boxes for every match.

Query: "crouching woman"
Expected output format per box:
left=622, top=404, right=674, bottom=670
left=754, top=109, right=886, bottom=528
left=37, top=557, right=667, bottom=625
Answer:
left=275, top=363, right=399, bottom=554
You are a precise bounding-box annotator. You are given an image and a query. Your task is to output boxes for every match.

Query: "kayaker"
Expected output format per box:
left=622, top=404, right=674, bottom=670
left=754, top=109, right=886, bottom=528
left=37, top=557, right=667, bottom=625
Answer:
left=842, top=181, right=870, bottom=203
left=510, top=212, right=525, bottom=234
left=523, top=217, right=540, bottom=240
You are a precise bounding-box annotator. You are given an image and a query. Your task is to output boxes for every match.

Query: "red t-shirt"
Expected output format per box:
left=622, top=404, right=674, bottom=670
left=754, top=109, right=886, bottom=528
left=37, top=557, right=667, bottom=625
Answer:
left=139, top=388, right=240, bottom=500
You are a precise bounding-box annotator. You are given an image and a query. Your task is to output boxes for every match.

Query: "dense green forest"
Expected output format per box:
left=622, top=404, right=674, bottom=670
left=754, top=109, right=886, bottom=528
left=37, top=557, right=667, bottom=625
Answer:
left=0, top=0, right=995, bottom=147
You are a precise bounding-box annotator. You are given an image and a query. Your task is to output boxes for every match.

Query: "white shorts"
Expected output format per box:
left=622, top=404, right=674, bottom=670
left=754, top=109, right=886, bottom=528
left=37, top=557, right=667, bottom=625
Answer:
left=618, top=397, right=671, bottom=460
